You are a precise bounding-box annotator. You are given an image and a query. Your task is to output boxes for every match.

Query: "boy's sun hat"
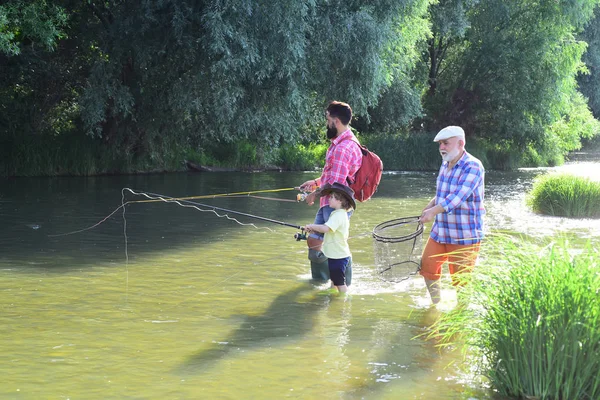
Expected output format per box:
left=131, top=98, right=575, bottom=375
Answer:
left=319, top=182, right=356, bottom=210
left=433, top=126, right=465, bottom=142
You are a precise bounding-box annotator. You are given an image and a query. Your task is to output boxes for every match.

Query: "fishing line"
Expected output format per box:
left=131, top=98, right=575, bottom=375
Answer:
left=122, top=189, right=129, bottom=302
left=118, top=189, right=305, bottom=294
left=47, top=186, right=305, bottom=302
left=47, top=185, right=399, bottom=298
left=48, top=186, right=302, bottom=238
left=132, top=189, right=304, bottom=230
left=127, top=187, right=298, bottom=204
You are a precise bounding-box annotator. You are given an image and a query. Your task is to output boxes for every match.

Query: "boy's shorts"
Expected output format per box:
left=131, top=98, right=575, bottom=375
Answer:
left=328, top=257, right=350, bottom=286
left=419, top=237, right=481, bottom=285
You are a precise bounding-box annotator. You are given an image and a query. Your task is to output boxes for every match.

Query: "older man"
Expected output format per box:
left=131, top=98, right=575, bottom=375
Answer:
left=419, top=126, right=485, bottom=304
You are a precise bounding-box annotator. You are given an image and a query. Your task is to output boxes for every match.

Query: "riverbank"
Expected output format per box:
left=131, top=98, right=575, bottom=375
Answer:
left=2, top=132, right=599, bottom=177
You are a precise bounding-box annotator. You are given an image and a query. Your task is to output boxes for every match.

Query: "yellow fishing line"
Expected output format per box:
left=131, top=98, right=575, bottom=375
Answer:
left=128, top=187, right=298, bottom=204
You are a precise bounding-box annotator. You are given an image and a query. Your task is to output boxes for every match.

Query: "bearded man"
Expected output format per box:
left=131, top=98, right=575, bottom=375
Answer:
left=298, top=101, right=362, bottom=283
left=418, top=126, right=485, bottom=304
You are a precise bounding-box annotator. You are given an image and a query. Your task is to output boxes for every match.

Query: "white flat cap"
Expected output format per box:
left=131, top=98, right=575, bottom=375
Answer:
left=433, top=126, right=465, bottom=142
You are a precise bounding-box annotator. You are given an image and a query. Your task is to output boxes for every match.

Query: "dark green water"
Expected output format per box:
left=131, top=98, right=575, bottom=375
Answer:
left=1, top=159, right=598, bottom=399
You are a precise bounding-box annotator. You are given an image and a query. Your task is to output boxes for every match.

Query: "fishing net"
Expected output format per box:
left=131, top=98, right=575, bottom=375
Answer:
left=372, top=216, right=424, bottom=282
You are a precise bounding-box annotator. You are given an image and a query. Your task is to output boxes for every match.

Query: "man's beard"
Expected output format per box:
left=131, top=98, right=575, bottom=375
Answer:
left=326, top=125, right=338, bottom=139
left=440, top=147, right=460, bottom=162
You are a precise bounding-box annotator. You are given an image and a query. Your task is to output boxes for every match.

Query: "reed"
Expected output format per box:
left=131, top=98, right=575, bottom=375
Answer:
left=431, top=237, right=600, bottom=399
left=527, top=173, right=600, bottom=218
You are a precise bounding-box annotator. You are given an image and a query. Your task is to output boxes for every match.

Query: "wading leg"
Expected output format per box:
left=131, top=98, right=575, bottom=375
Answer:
left=307, top=236, right=328, bottom=281
left=345, top=256, right=352, bottom=286
left=424, top=278, right=441, bottom=304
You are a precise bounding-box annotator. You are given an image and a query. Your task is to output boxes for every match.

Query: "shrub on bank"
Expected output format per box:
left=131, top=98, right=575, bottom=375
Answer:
left=275, top=143, right=327, bottom=171
left=527, top=173, right=600, bottom=218
left=431, top=238, right=600, bottom=400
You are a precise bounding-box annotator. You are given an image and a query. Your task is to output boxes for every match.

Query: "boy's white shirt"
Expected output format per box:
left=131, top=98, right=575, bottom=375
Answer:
left=322, top=209, right=351, bottom=259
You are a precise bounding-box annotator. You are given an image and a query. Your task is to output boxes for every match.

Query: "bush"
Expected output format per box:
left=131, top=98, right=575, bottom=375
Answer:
left=275, top=143, right=327, bottom=171
left=361, top=133, right=441, bottom=171
left=431, top=238, right=600, bottom=400
left=527, top=173, right=600, bottom=218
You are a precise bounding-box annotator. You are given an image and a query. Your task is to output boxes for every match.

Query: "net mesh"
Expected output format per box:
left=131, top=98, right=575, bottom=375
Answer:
left=372, top=216, right=424, bottom=282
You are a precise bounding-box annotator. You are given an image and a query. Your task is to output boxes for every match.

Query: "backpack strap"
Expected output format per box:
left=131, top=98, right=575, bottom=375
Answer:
left=338, top=136, right=364, bottom=184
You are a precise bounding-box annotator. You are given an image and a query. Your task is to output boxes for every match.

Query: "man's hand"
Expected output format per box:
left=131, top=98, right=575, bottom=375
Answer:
left=419, top=204, right=444, bottom=223
left=299, top=180, right=318, bottom=192
left=305, top=191, right=317, bottom=206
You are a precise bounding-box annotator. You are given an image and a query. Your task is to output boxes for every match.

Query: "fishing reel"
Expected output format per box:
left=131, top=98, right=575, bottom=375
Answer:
left=296, top=192, right=309, bottom=202
left=294, top=231, right=307, bottom=241
left=294, top=185, right=313, bottom=202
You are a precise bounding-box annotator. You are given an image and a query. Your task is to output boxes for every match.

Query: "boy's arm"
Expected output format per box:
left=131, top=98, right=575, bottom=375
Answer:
left=304, top=223, right=331, bottom=234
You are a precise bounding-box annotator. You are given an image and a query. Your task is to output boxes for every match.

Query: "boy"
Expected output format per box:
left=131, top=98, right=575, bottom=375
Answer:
left=304, top=183, right=356, bottom=293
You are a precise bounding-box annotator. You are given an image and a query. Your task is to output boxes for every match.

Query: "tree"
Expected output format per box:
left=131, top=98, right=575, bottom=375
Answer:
left=0, top=1, right=67, bottom=55
left=355, top=0, right=431, bottom=134
left=0, top=0, right=76, bottom=144
left=429, top=0, right=599, bottom=164
left=77, top=0, right=431, bottom=162
left=424, top=0, right=477, bottom=96
left=578, top=9, right=600, bottom=118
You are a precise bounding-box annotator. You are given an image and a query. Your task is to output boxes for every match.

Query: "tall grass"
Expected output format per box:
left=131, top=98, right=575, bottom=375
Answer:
left=431, top=238, right=600, bottom=399
left=527, top=173, right=600, bottom=218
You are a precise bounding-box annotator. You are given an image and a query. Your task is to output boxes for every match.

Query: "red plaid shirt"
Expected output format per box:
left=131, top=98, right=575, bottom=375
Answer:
left=318, top=129, right=363, bottom=207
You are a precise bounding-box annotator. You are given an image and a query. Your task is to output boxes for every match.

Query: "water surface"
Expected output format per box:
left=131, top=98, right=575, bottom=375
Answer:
left=1, top=156, right=598, bottom=399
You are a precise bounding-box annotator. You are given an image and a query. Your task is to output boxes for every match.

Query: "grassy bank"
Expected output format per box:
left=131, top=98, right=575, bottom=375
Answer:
left=431, top=237, right=600, bottom=399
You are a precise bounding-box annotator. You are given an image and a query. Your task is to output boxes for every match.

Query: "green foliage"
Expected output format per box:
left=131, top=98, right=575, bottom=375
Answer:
left=431, top=238, right=600, bottom=399
left=275, top=143, right=327, bottom=171
left=425, top=0, right=600, bottom=156
left=0, top=0, right=67, bottom=55
left=527, top=173, right=600, bottom=218
left=77, top=0, right=431, bottom=153
left=1, top=0, right=600, bottom=176
left=362, top=132, right=441, bottom=170
left=360, top=0, right=430, bottom=133
left=578, top=10, right=600, bottom=118
left=546, top=91, right=600, bottom=155
left=423, top=0, right=478, bottom=96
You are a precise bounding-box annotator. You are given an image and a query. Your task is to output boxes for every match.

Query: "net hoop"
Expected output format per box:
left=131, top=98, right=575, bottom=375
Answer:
left=372, top=216, right=424, bottom=243
left=377, top=260, right=421, bottom=275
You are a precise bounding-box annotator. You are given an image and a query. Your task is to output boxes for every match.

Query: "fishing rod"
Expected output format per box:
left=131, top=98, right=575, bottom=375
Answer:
left=142, top=190, right=308, bottom=240
left=130, top=187, right=299, bottom=204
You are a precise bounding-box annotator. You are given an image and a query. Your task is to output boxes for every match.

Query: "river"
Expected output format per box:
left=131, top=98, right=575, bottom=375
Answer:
left=1, top=153, right=599, bottom=399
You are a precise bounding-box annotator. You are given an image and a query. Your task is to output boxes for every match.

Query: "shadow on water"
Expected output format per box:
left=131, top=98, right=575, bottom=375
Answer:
left=177, top=283, right=326, bottom=374
left=0, top=172, right=318, bottom=272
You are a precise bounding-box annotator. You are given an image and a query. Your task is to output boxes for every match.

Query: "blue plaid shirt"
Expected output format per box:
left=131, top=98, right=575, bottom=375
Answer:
left=431, top=151, right=485, bottom=245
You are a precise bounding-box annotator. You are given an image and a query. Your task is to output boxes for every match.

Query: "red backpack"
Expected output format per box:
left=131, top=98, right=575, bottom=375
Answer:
left=344, top=139, right=383, bottom=202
